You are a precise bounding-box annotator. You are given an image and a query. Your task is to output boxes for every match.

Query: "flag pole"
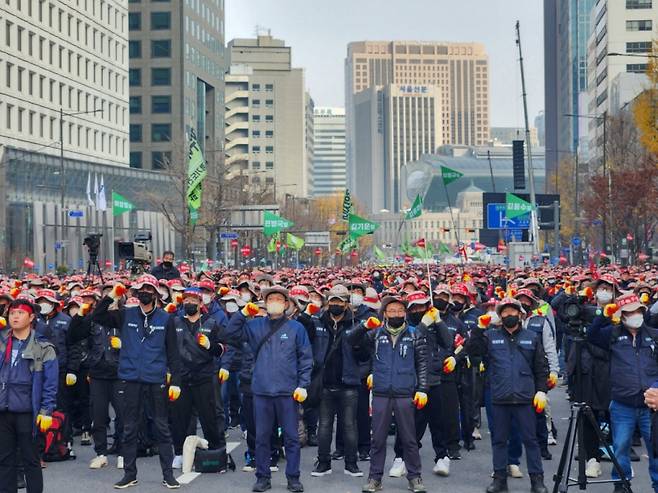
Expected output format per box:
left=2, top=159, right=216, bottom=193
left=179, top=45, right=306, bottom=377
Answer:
left=423, top=218, right=434, bottom=307
left=443, top=180, right=465, bottom=271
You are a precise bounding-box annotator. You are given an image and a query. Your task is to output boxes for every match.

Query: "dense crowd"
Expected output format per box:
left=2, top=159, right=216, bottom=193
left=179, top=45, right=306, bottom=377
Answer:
left=3, top=252, right=658, bottom=493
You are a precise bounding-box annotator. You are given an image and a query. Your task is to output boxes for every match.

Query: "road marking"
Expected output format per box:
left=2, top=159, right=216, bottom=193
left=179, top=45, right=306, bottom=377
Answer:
left=176, top=442, right=241, bottom=484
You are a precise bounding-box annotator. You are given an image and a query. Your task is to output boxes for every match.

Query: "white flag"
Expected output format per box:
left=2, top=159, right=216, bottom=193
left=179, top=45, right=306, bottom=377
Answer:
left=97, top=175, right=107, bottom=211
left=93, top=173, right=99, bottom=209
left=86, top=173, right=94, bottom=206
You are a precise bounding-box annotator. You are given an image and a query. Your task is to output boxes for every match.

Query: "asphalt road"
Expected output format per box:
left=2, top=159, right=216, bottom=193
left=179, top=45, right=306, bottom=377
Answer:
left=41, top=388, right=653, bottom=493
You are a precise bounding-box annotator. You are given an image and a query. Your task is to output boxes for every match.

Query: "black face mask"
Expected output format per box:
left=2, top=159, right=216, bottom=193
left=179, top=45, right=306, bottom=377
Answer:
left=162, top=261, right=173, bottom=269
left=137, top=291, right=155, bottom=306
left=328, top=304, right=345, bottom=316
left=184, top=303, right=199, bottom=316
left=451, top=302, right=465, bottom=312
left=433, top=298, right=449, bottom=311
left=520, top=304, right=533, bottom=314
left=387, top=316, right=405, bottom=329
left=407, top=312, right=423, bottom=326
left=502, top=315, right=520, bottom=329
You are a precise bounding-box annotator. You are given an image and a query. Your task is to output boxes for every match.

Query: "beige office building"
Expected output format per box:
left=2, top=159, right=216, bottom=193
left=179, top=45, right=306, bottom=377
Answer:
left=227, top=35, right=313, bottom=199
left=345, top=41, right=490, bottom=196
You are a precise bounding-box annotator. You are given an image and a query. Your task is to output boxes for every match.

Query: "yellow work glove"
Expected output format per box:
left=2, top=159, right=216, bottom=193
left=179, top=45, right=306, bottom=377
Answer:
left=640, top=293, right=650, bottom=304
left=242, top=302, right=259, bottom=317
left=109, top=283, right=127, bottom=301
left=65, top=373, right=77, bottom=386
left=36, top=414, right=53, bottom=433
left=443, top=356, right=457, bottom=374
left=366, top=374, right=373, bottom=390
left=218, top=368, right=230, bottom=384
left=364, top=317, right=382, bottom=330
left=109, top=336, right=122, bottom=350
left=603, top=303, right=619, bottom=318
left=421, top=307, right=439, bottom=326
left=478, top=314, right=492, bottom=329
left=168, top=385, right=181, bottom=402
left=479, top=361, right=485, bottom=373
left=533, top=391, right=547, bottom=414
left=547, top=372, right=558, bottom=390
left=413, top=391, right=428, bottom=410
left=293, top=387, right=307, bottom=403
left=305, top=303, right=321, bottom=316
left=196, top=333, right=210, bottom=350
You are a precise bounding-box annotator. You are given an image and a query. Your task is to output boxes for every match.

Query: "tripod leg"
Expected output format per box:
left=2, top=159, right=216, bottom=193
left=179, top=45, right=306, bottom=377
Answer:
left=583, top=407, right=633, bottom=492
left=576, top=409, right=587, bottom=488
left=95, top=261, right=105, bottom=285
left=553, top=406, right=578, bottom=493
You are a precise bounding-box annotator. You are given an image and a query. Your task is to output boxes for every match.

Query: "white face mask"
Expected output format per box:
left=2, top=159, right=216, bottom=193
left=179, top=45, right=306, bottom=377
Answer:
left=624, top=313, right=644, bottom=329
left=266, top=301, right=286, bottom=316
left=351, top=294, right=364, bottom=307
left=39, top=303, right=53, bottom=316
left=241, top=292, right=252, bottom=303
left=487, top=310, right=500, bottom=326
left=202, top=294, right=212, bottom=305
left=596, top=289, right=613, bottom=303
left=70, top=290, right=80, bottom=297
left=225, top=301, right=239, bottom=313
left=161, top=291, right=169, bottom=301
left=69, top=306, right=79, bottom=317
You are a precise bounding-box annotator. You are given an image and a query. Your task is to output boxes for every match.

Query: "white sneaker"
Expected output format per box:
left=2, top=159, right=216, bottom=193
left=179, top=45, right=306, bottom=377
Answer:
left=507, top=464, right=523, bottom=478
left=117, top=456, right=124, bottom=469
left=388, top=457, right=407, bottom=478
left=472, top=428, right=482, bottom=440
left=433, top=457, right=450, bottom=477
left=172, top=455, right=183, bottom=469
left=585, top=458, right=601, bottom=478
left=547, top=432, right=557, bottom=445
left=89, top=454, right=108, bottom=469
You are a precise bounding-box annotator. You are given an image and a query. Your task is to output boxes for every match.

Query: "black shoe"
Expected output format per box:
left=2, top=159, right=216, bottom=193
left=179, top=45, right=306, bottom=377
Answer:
left=540, top=448, right=552, bottom=460
left=17, top=472, right=26, bottom=490
left=162, top=476, right=180, bottom=489
left=463, top=441, right=476, bottom=451
left=486, top=473, right=508, bottom=493
left=331, top=450, right=344, bottom=461
left=359, top=452, right=371, bottom=462
left=529, top=474, right=548, bottom=493
left=107, top=441, right=119, bottom=455
left=252, top=478, right=272, bottom=492
left=630, top=447, right=640, bottom=462
left=447, top=450, right=461, bottom=460
left=307, top=433, right=318, bottom=447
left=311, top=461, right=332, bottom=477
left=345, top=463, right=364, bottom=477
left=287, top=477, right=304, bottom=492
left=114, top=476, right=138, bottom=489
left=613, top=483, right=630, bottom=493
left=229, top=416, right=240, bottom=429
left=243, top=451, right=256, bottom=472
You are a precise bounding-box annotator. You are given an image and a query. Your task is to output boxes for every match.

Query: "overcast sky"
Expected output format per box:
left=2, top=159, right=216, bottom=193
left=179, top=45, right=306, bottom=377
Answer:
left=226, top=0, right=545, bottom=128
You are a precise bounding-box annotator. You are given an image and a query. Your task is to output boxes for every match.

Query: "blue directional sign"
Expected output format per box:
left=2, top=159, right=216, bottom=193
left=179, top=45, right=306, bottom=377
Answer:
left=68, top=210, right=84, bottom=218
left=486, top=203, right=530, bottom=230
left=219, top=232, right=239, bottom=240
left=572, top=236, right=581, bottom=247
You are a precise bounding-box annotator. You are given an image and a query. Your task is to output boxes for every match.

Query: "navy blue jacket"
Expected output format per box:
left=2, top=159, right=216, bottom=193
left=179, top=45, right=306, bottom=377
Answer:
left=39, top=312, right=71, bottom=372
left=470, top=326, right=549, bottom=404
left=172, top=314, right=228, bottom=384
left=91, top=297, right=181, bottom=386
left=347, top=323, right=428, bottom=397
left=419, top=321, right=455, bottom=386
left=150, top=263, right=181, bottom=280
left=226, top=312, right=312, bottom=397
left=588, top=315, right=658, bottom=407
left=0, top=329, right=58, bottom=433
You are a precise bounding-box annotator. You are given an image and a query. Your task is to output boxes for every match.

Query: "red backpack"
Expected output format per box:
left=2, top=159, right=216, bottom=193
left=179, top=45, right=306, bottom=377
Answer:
left=42, top=411, right=72, bottom=462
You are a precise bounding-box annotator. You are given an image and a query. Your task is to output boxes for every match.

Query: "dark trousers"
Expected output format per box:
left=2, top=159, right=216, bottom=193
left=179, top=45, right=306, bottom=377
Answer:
left=90, top=378, right=123, bottom=456
left=241, top=392, right=256, bottom=455
left=336, top=381, right=371, bottom=455
left=318, top=387, right=358, bottom=464
left=171, top=380, right=223, bottom=456
left=254, top=395, right=301, bottom=480
left=222, top=372, right=241, bottom=429
left=303, top=403, right=318, bottom=436
left=69, top=369, right=91, bottom=433
left=0, top=412, right=42, bottom=493
left=457, top=366, right=475, bottom=444
left=491, top=404, right=543, bottom=475
left=369, top=395, right=422, bottom=481
left=56, top=373, right=74, bottom=443
left=120, top=382, right=174, bottom=479
left=212, top=377, right=226, bottom=438
left=394, top=383, right=460, bottom=460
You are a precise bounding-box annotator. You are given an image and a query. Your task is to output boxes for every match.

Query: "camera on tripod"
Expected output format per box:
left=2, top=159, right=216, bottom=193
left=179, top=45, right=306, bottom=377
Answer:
left=118, top=232, right=152, bottom=274
left=83, top=233, right=103, bottom=261
left=561, top=294, right=597, bottom=337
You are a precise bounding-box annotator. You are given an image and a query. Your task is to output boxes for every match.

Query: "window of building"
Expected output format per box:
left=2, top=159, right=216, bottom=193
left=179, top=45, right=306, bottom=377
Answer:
left=151, top=68, right=171, bottom=85
left=129, top=96, right=141, bottom=114
left=128, top=12, right=141, bottom=30
left=626, top=0, right=652, bottom=8
left=265, top=130, right=273, bottom=138
left=265, top=146, right=273, bottom=154
left=627, top=63, right=648, bottom=73
left=265, top=99, right=273, bottom=108
left=266, top=177, right=274, bottom=185
left=265, top=161, right=274, bottom=170
left=151, top=95, right=171, bottom=113
left=151, top=39, right=171, bottom=57
left=265, top=84, right=273, bottom=92
left=151, top=123, right=171, bottom=142
left=265, top=115, right=273, bottom=122
left=128, top=40, right=141, bottom=58
left=129, top=124, right=142, bottom=142
left=252, top=114, right=260, bottom=122
left=129, top=68, right=141, bottom=86
left=252, top=145, right=261, bottom=154
left=129, top=151, right=142, bottom=168
left=253, top=161, right=261, bottom=170
left=626, top=41, right=652, bottom=53
left=252, top=99, right=260, bottom=108
left=152, top=151, right=171, bottom=169
left=150, top=11, right=171, bottom=29
left=626, top=19, right=652, bottom=31
left=252, top=83, right=260, bottom=91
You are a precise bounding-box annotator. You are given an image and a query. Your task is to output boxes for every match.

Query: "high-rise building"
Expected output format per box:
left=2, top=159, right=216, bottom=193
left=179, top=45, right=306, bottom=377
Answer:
left=354, top=84, right=444, bottom=213
left=312, top=107, right=346, bottom=197
left=128, top=0, right=225, bottom=170
left=586, top=0, right=658, bottom=164
left=345, top=40, right=490, bottom=194
left=544, top=0, right=596, bottom=183
left=227, top=34, right=313, bottom=199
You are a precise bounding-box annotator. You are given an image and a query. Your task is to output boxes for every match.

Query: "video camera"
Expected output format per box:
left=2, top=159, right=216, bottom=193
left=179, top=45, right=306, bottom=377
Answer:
left=560, top=294, right=598, bottom=336
left=83, top=233, right=103, bottom=262
left=118, top=233, right=152, bottom=274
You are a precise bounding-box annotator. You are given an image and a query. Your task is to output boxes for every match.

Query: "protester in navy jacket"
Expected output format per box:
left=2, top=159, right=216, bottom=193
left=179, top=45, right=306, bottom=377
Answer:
left=0, top=299, right=58, bottom=493
left=225, top=285, right=312, bottom=493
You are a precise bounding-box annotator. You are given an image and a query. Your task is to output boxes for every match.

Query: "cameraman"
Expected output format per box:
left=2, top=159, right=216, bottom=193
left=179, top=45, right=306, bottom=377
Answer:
left=588, top=292, right=658, bottom=493
left=151, top=251, right=181, bottom=281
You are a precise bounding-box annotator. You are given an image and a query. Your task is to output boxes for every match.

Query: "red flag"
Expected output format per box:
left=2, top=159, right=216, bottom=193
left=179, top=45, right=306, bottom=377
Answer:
left=23, top=257, right=34, bottom=269
left=404, top=255, right=414, bottom=264
left=416, top=238, right=426, bottom=249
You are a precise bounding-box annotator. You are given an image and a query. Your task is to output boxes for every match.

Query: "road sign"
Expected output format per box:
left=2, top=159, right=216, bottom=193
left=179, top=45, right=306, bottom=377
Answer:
left=220, top=232, right=239, bottom=240
left=626, top=233, right=634, bottom=241
left=47, top=263, right=54, bottom=270
left=68, top=210, right=84, bottom=218
left=314, top=247, right=322, bottom=256
left=486, top=203, right=530, bottom=230
left=572, top=236, right=581, bottom=247
left=241, top=245, right=252, bottom=257
left=230, top=239, right=238, bottom=248
left=55, top=242, right=62, bottom=250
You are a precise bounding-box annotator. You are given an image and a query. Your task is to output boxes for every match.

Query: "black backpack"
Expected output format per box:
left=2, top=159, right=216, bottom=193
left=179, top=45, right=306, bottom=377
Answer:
left=42, top=411, right=73, bottom=462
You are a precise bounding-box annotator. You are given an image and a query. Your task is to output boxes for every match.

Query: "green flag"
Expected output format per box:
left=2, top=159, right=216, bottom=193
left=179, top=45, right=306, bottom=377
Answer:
left=338, top=236, right=358, bottom=253
left=348, top=213, right=379, bottom=239
left=373, top=245, right=386, bottom=261
left=263, top=211, right=294, bottom=237
left=441, top=165, right=463, bottom=186
left=286, top=233, right=305, bottom=251
left=401, top=239, right=412, bottom=255
left=112, top=191, right=134, bottom=216
left=405, top=195, right=423, bottom=220
left=438, top=242, right=451, bottom=254
left=342, top=189, right=353, bottom=220
left=186, top=129, right=207, bottom=212
left=505, top=193, right=534, bottom=219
